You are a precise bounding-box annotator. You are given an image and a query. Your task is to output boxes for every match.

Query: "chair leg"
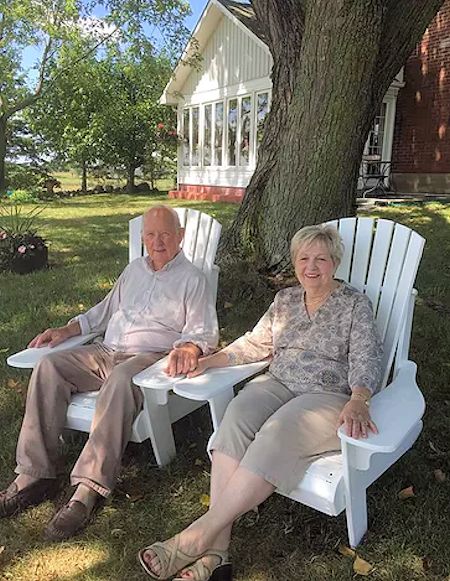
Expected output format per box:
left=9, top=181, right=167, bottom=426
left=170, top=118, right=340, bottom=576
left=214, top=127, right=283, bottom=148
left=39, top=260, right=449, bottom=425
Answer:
left=345, top=481, right=368, bottom=548
left=141, top=392, right=176, bottom=467
left=342, top=442, right=368, bottom=548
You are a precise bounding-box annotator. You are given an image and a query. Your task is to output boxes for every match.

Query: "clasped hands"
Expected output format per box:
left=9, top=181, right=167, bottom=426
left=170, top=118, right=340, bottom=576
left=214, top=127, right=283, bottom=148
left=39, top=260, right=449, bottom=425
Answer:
left=164, top=343, right=202, bottom=377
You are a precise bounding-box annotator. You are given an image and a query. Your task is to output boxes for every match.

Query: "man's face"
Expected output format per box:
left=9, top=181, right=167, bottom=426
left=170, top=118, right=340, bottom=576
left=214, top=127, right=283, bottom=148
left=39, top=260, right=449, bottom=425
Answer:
left=143, top=209, right=184, bottom=270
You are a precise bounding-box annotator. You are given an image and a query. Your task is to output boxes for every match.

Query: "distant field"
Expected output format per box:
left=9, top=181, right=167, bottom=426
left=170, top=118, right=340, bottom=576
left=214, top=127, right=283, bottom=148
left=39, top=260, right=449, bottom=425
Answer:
left=53, top=171, right=175, bottom=192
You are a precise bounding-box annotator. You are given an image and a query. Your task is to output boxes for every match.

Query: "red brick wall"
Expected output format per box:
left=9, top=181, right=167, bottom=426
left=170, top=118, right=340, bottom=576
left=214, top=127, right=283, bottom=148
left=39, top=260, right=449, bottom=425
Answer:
left=392, top=2, right=450, bottom=174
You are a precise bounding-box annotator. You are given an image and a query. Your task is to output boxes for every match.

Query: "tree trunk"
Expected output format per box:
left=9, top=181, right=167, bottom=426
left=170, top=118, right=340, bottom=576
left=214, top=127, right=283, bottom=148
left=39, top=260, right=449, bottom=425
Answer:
left=81, top=160, right=88, bottom=193
left=126, top=164, right=136, bottom=193
left=222, top=0, right=444, bottom=273
left=0, top=117, right=7, bottom=193
left=148, top=156, right=156, bottom=190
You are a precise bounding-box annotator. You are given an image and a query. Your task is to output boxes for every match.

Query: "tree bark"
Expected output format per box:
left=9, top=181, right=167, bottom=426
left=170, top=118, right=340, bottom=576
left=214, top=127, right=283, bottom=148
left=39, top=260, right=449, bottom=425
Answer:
left=222, top=0, right=444, bottom=273
left=81, top=160, right=88, bottom=193
left=126, top=164, right=136, bottom=193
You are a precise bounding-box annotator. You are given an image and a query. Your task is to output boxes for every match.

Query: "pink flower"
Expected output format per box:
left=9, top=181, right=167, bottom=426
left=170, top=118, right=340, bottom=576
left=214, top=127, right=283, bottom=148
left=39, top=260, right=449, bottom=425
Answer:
left=17, top=245, right=27, bottom=254
left=0, top=231, right=7, bottom=240
left=157, top=123, right=165, bottom=129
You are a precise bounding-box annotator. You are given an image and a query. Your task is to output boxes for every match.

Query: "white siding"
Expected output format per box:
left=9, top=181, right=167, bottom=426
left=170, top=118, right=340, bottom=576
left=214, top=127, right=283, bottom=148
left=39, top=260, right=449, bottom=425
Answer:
left=181, top=15, right=272, bottom=96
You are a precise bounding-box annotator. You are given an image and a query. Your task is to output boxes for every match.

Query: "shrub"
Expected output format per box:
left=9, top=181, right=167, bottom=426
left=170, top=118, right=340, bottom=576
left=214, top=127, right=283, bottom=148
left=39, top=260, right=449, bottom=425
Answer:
left=7, top=189, right=40, bottom=204
left=5, top=163, right=45, bottom=191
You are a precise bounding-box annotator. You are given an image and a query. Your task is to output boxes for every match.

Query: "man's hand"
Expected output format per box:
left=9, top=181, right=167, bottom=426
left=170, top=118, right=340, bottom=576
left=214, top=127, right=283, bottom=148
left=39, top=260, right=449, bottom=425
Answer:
left=28, top=322, right=80, bottom=349
left=165, top=343, right=202, bottom=377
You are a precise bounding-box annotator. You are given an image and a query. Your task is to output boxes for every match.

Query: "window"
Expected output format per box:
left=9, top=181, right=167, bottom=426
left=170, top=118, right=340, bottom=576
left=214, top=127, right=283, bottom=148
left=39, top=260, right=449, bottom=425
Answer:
left=256, top=92, right=269, bottom=152
left=182, top=109, right=190, bottom=166
left=214, top=102, right=224, bottom=166
left=364, top=102, right=387, bottom=176
left=203, top=104, right=212, bottom=166
left=227, top=99, right=238, bottom=166
left=191, top=106, right=199, bottom=166
left=240, top=96, right=252, bottom=165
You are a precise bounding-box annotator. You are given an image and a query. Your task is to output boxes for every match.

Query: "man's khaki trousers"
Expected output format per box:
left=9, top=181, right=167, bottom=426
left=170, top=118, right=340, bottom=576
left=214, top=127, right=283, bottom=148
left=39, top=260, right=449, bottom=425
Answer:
left=15, top=343, right=164, bottom=497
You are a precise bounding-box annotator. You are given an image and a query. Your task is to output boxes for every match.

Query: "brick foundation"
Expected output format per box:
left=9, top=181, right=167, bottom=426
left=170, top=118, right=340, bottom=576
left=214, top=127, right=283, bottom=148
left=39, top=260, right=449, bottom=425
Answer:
left=168, top=184, right=245, bottom=203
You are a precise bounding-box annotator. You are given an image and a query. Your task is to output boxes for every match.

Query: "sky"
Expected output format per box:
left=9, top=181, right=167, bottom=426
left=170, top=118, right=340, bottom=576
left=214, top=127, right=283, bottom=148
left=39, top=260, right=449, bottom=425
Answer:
left=22, top=0, right=209, bottom=78
left=187, top=0, right=208, bottom=30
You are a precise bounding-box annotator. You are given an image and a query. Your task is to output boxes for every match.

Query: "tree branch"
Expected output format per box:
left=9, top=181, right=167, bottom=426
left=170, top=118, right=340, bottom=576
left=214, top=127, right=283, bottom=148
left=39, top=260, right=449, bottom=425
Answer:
left=43, top=23, right=122, bottom=95
left=373, top=0, right=445, bottom=102
left=251, top=0, right=305, bottom=58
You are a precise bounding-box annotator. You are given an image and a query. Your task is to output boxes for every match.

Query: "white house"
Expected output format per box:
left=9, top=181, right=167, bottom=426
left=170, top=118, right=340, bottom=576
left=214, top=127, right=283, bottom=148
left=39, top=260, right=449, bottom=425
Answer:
left=160, top=0, right=404, bottom=202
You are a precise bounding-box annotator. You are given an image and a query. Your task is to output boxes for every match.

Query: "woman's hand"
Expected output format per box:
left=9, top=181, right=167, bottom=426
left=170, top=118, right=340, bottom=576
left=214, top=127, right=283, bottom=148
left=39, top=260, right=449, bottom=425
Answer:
left=338, top=399, right=378, bottom=439
left=186, top=351, right=230, bottom=378
left=186, top=356, right=211, bottom=378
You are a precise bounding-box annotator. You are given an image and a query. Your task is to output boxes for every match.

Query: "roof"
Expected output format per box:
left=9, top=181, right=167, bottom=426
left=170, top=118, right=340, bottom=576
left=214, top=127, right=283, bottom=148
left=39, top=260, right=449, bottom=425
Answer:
left=216, top=0, right=266, bottom=43
left=159, top=0, right=269, bottom=105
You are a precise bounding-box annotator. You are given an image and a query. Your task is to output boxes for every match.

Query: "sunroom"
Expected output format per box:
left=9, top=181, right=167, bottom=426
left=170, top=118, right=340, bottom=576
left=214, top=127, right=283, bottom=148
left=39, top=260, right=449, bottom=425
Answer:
left=161, top=0, right=404, bottom=202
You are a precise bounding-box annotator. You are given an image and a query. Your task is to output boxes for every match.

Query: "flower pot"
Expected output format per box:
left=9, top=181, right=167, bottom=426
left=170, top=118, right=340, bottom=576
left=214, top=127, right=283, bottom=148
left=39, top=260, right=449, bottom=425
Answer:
left=11, top=245, right=48, bottom=274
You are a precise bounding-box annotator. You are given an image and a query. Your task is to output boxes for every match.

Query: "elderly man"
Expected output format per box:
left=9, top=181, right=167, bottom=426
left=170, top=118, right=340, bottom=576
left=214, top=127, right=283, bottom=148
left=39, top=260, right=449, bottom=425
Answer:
left=0, top=205, right=218, bottom=540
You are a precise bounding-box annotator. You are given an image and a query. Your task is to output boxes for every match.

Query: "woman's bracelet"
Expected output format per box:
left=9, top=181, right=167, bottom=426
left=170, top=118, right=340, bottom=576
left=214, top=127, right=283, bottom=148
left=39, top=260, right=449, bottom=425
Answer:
left=350, top=392, right=371, bottom=407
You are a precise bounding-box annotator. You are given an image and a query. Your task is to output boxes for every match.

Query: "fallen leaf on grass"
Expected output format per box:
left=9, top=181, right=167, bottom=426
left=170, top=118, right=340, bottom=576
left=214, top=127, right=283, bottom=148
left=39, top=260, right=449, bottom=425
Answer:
left=194, top=458, right=203, bottom=466
left=434, top=469, right=446, bottom=482
left=0, top=545, right=4, bottom=556
left=338, top=544, right=356, bottom=558
left=398, top=485, right=415, bottom=500
left=353, top=555, right=374, bottom=576
left=223, top=301, right=233, bottom=309
left=7, top=379, right=20, bottom=390
left=200, top=494, right=210, bottom=507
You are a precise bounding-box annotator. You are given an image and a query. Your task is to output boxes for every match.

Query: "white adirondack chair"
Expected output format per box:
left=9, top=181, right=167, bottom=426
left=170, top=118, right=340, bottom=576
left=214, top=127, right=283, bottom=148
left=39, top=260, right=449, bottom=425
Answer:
left=171, top=217, right=426, bottom=547
left=7, top=208, right=222, bottom=468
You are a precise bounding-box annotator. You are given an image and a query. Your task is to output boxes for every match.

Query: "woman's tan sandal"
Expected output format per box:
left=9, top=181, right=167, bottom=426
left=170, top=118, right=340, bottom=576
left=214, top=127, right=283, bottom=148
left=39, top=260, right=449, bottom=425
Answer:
left=138, top=534, right=202, bottom=580
left=174, top=550, right=232, bottom=581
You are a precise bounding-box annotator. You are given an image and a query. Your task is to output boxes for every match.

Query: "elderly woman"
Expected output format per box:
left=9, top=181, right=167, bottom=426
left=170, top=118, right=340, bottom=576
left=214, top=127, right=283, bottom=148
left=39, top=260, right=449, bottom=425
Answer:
left=138, top=225, right=382, bottom=581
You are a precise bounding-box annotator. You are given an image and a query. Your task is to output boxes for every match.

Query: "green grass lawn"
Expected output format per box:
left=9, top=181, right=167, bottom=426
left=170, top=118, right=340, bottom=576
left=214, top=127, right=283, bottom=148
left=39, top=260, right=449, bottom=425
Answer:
left=0, top=196, right=449, bottom=580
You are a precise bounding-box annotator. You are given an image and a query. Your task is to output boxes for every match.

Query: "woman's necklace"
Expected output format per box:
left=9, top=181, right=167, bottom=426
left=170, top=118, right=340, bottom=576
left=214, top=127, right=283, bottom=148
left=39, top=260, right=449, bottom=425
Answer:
left=304, top=281, right=339, bottom=314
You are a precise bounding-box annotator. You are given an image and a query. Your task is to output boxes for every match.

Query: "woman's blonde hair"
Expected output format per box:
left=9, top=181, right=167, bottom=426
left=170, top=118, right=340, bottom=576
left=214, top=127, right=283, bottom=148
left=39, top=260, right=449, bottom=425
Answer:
left=290, top=225, right=344, bottom=266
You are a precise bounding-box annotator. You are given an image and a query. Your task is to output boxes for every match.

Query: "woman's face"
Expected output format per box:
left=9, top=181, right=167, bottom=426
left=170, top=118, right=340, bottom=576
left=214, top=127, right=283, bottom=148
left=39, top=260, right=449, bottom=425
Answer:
left=294, top=240, right=336, bottom=293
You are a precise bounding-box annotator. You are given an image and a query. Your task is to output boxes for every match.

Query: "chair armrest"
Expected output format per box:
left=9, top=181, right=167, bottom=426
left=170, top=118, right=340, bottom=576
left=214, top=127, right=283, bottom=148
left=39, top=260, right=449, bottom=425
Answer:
left=338, top=361, right=425, bottom=453
left=174, top=361, right=269, bottom=401
left=132, top=356, right=182, bottom=391
left=6, top=333, right=99, bottom=369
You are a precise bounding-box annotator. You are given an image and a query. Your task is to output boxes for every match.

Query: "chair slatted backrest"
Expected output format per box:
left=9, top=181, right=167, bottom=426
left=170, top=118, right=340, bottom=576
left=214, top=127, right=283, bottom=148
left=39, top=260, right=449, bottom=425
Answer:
left=128, top=208, right=222, bottom=291
left=326, top=218, right=425, bottom=387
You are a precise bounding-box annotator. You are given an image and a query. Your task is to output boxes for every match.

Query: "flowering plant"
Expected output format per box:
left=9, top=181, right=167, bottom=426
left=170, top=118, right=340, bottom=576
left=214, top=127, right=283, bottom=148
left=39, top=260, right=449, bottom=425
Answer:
left=0, top=205, right=48, bottom=274
left=155, top=122, right=182, bottom=146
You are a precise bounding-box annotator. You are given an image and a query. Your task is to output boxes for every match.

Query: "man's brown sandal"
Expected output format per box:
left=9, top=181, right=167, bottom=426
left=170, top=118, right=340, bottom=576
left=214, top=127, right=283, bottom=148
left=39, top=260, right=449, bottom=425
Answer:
left=0, top=479, right=60, bottom=518
left=44, top=496, right=103, bottom=541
